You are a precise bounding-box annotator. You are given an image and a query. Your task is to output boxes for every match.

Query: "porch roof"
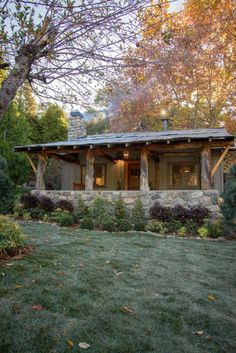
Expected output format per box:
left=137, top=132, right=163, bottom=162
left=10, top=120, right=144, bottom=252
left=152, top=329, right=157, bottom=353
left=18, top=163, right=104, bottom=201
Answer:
left=15, top=128, right=234, bottom=152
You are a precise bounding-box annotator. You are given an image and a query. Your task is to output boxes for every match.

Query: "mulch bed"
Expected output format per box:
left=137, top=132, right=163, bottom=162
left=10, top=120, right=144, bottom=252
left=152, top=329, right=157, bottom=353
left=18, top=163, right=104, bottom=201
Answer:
left=0, top=244, right=36, bottom=261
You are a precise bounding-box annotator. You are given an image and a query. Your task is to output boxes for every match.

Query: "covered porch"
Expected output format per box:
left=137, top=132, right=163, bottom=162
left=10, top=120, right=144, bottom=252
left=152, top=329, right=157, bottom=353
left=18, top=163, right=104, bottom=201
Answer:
left=15, top=128, right=234, bottom=194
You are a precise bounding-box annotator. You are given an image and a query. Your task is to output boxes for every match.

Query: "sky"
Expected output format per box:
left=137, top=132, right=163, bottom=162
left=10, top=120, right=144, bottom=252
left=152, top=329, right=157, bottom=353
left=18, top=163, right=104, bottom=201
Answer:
left=169, top=0, right=185, bottom=12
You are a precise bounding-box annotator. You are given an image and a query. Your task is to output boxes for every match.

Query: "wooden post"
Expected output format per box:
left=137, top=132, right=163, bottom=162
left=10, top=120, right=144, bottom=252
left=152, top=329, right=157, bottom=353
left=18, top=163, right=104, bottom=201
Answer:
left=201, top=144, right=211, bottom=190
left=140, top=147, right=150, bottom=191
left=35, top=153, right=47, bottom=190
left=85, top=149, right=94, bottom=190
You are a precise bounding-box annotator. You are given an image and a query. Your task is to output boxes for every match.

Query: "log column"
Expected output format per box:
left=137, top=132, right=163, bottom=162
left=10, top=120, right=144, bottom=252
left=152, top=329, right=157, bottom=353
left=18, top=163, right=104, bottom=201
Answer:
left=201, top=143, right=212, bottom=190
left=140, top=147, right=150, bottom=191
left=85, top=149, right=94, bottom=190
left=35, top=153, right=47, bottom=190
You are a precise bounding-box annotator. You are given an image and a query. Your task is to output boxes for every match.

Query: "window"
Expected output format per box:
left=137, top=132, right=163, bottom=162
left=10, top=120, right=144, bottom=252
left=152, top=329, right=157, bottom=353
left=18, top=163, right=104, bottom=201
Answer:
left=81, top=164, right=106, bottom=188
left=168, top=161, right=199, bottom=189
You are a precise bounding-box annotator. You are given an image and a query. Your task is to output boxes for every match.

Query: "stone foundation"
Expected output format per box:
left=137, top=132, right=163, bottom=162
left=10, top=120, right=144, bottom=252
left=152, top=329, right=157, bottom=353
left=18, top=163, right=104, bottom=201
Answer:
left=31, top=189, right=222, bottom=219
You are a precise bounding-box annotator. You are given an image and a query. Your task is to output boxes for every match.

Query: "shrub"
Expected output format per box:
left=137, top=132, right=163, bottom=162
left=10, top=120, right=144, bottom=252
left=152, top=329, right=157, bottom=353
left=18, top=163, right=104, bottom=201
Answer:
left=145, top=220, right=165, bottom=234
left=114, top=196, right=131, bottom=231
left=80, top=217, right=94, bottom=230
left=42, top=214, right=49, bottom=222
left=188, top=205, right=209, bottom=224
left=75, top=196, right=89, bottom=220
left=197, top=226, right=209, bottom=238
left=149, top=202, right=172, bottom=222
left=133, top=221, right=145, bottom=231
left=221, top=163, right=236, bottom=236
left=165, top=220, right=183, bottom=233
left=118, top=219, right=132, bottom=232
left=0, top=215, right=26, bottom=252
left=55, top=199, right=74, bottom=212
left=38, top=196, right=54, bottom=212
left=207, top=220, right=223, bottom=238
left=149, top=202, right=209, bottom=225
left=57, top=212, right=75, bottom=227
left=21, top=193, right=39, bottom=209
left=178, top=226, right=188, bottom=237
left=22, top=212, right=32, bottom=220
left=114, top=196, right=127, bottom=220
left=90, top=196, right=113, bottom=229
left=28, top=208, right=46, bottom=220
left=185, top=220, right=198, bottom=236
left=102, top=219, right=116, bottom=232
left=0, top=156, right=15, bottom=214
left=132, top=197, right=145, bottom=230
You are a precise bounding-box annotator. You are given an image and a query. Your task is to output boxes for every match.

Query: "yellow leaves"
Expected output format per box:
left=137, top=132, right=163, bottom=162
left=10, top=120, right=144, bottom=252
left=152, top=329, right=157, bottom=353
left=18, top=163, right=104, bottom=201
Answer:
left=122, top=306, right=133, bottom=314
left=15, top=284, right=23, bottom=288
left=67, top=339, right=74, bottom=348
left=207, top=294, right=216, bottom=301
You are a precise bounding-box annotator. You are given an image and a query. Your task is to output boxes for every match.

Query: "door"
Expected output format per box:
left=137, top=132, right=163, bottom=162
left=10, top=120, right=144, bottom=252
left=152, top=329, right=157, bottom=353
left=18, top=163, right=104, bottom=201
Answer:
left=128, top=163, right=140, bottom=190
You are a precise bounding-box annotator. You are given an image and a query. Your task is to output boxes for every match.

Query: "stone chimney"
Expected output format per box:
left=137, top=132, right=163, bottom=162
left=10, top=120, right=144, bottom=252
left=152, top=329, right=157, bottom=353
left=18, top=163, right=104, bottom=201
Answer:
left=68, top=111, right=86, bottom=140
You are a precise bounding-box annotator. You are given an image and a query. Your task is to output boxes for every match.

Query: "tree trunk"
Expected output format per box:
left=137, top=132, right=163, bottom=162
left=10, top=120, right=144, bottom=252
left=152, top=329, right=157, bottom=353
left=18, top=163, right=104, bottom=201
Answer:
left=140, top=147, right=150, bottom=191
left=35, top=154, right=47, bottom=190
left=201, top=144, right=212, bottom=190
left=85, top=149, right=94, bottom=190
left=0, top=51, right=33, bottom=120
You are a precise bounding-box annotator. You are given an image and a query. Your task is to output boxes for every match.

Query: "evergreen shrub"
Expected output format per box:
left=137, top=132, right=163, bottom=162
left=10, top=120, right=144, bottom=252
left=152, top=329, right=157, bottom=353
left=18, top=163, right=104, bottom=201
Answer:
left=75, top=196, right=89, bottom=220
left=80, top=217, right=94, bottom=230
left=132, top=197, right=145, bottom=231
left=221, top=164, right=236, bottom=236
left=90, top=196, right=113, bottom=230
left=0, top=156, right=15, bottom=214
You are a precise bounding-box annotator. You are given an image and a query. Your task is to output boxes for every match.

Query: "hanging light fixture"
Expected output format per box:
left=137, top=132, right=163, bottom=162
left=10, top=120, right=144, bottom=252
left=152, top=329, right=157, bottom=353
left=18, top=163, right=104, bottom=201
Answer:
left=123, top=150, right=129, bottom=159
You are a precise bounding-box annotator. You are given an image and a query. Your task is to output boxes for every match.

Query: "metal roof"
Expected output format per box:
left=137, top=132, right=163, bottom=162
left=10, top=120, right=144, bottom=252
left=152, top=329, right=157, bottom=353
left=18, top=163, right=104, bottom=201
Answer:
left=15, top=128, right=234, bottom=152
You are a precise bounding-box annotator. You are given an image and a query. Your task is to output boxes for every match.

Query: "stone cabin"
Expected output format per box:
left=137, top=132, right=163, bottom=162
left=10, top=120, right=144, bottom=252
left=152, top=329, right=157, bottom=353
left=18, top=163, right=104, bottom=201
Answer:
left=15, top=113, right=235, bottom=218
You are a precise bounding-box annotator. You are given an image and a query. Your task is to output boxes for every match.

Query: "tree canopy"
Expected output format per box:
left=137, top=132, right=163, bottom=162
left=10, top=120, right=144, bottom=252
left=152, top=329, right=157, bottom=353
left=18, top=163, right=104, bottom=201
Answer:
left=0, top=0, right=152, bottom=120
left=107, top=0, right=236, bottom=132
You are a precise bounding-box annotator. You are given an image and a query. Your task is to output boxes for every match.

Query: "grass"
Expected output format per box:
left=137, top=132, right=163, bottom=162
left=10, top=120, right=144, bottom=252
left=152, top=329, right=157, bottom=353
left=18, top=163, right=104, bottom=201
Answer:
left=0, top=222, right=236, bottom=353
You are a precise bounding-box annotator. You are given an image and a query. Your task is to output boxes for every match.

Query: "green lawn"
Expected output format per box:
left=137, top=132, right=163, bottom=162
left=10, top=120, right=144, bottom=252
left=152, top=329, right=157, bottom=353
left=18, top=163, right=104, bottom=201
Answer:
left=0, top=223, right=236, bottom=353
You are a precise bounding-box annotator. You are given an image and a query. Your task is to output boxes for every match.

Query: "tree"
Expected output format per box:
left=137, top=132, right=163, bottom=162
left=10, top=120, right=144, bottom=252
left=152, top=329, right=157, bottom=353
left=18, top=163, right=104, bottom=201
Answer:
left=0, top=100, right=32, bottom=184
left=0, top=0, right=151, bottom=120
left=38, top=103, right=67, bottom=143
left=108, top=0, right=236, bottom=131
left=0, top=155, right=15, bottom=213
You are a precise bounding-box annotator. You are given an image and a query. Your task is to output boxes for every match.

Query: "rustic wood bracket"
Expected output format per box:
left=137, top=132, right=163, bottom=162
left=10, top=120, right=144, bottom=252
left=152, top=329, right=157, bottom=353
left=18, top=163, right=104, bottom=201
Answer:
left=26, top=154, right=37, bottom=174
left=211, top=146, right=230, bottom=178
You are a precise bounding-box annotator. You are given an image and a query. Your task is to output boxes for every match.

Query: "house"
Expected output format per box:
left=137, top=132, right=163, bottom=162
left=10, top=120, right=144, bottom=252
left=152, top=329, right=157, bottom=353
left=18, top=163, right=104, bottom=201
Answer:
left=15, top=113, right=235, bottom=217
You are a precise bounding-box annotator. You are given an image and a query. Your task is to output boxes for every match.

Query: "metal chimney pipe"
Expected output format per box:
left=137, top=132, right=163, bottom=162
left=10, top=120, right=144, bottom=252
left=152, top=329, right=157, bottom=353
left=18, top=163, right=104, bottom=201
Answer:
left=161, top=118, right=169, bottom=131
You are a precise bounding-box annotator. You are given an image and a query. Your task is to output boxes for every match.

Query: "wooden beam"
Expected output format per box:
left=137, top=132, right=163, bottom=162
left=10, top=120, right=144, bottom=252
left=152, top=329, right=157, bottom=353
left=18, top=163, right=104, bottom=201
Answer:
left=211, top=146, right=230, bottom=178
left=85, top=149, right=94, bottom=190
left=26, top=154, right=37, bottom=174
left=201, top=143, right=212, bottom=190
left=93, top=149, right=117, bottom=164
left=140, top=147, right=150, bottom=191
left=51, top=153, right=81, bottom=165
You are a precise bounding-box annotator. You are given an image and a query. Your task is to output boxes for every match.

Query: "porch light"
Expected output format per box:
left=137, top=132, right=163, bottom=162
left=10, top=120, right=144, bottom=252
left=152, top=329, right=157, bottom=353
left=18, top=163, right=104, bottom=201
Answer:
left=160, top=109, right=167, bottom=116
left=123, top=150, right=129, bottom=159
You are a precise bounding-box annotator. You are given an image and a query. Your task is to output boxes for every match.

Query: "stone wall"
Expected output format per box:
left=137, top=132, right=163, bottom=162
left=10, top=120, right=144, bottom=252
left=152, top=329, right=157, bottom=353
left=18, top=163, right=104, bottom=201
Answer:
left=31, top=190, right=222, bottom=219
